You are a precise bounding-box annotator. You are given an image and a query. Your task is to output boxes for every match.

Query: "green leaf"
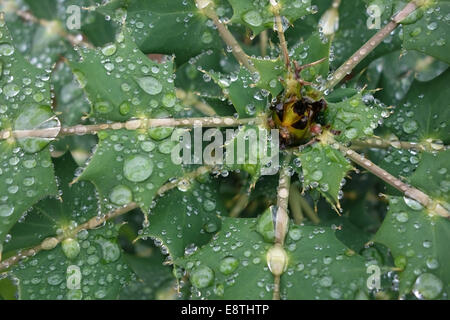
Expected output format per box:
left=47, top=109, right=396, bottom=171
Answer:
left=385, top=69, right=450, bottom=144
left=9, top=154, right=132, bottom=299
left=250, top=57, right=285, bottom=98
left=331, top=0, right=401, bottom=72
left=228, top=0, right=312, bottom=35
left=119, top=253, right=174, bottom=300
left=177, top=217, right=369, bottom=299
left=402, top=1, right=450, bottom=64
left=176, top=217, right=274, bottom=299
left=282, top=223, right=369, bottom=299
left=97, top=0, right=222, bottom=64
left=69, top=30, right=180, bottom=122
left=409, top=150, right=449, bottom=204
left=76, top=129, right=183, bottom=213
left=141, top=179, right=225, bottom=260
left=0, top=16, right=57, bottom=246
left=209, top=68, right=268, bottom=117
left=374, top=196, right=450, bottom=298
left=295, top=143, right=353, bottom=208
left=325, top=92, right=384, bottom=142
left=290, top=32, right=331, bottom=83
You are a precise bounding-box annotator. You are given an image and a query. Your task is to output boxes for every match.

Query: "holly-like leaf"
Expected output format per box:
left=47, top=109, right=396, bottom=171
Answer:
left=97, top=0, right=223, bottom=65
left=409, top=150, right=449, bottom=205
left=290, top=32, right=331, bottom=83
left=8, top=154, right=132, bottom=300
left=69, top=30, right=180, bottom=122
left=385, top=69, right=450, bottom=144
left=0, top=15, right=57, bottom=247
left=141, top=179, right=225, bottom=260
left=282, top=223, right=369, bottom=299
left=374, top=196, right=450, bottom=299
left=177, top=216, right=369, bottom=299
left=295, top=143, right=353, bottom=209
left=402, top=0, right=450, bottom=64
left=76, top=129, right=184, bottom=214
left=228, top=0, right=312, bottom=35
left=209, top=68, right=268, bottom=117
left=325, top=91, right=384, bottom=142
left=250, top=57, right=285, bottom=98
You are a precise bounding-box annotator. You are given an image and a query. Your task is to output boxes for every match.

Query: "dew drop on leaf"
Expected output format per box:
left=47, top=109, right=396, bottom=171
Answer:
left=0, top=204, right=14, bottom=217
left=109, top=185, right=133, bottom=205
left=101, top=43, right=117, bottom=56
left=413, top=273, right=443, bottom=299
left=136, top=76, right=163, bottom=95
left=243, top=10, right=263, bottom=27
left=0, top=43, right=14, bottom=56
left=190, top=265, right=215, bottom=288
left=61, top=238, right=81, bottom=260
left=219, top=256, right=239, bottom=275
left=123, top=155, right=154, bottom=182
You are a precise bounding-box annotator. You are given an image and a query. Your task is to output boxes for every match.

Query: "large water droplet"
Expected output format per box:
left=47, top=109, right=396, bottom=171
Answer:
left=136, top=76, right=162, bottom=95
left=101, top=43, right=117, bottom=56
left=0, top=43, right=14, bottom=56
left=123, top=155, right=153, bottom=182
left=110, top=185, right=133, bottom=205
left=148, top=127, right=174, bottom=141
left=62, top=238, right=81, bottom=260
left=413, top=273, right=443, bottom=299
left=243, top=10, right=263, bottom=27
left=402, top=120, right=418, bottom=134
left=219, top=256, right=239, bottom=275
left=0, top=204, right=13, bottom=217
left=190, top=265, right=215, bottom=288
left=97, top=238, right=121, bottom=263
left=3, top=83, right=20, bottom=97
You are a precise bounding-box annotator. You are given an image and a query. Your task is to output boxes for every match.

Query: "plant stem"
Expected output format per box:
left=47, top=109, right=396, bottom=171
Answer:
left=14, top=9, right=93, bottom=48
left=272, top=3, right=290, bottom=68
left=339, top=145, right=450, bottom=219
left=0, top=202, right=137, bottom=271
left=270, top=153, right=292, bottom=300
left=324, top=0, right=419, bottom=90
left=198, top=1, right=256, bottom=73
left=352, top=138, right=447, bottom=152
left=1, top=116, right=261, bottom=140
left=0, top=166, right=213, bottom=271
left=260, top=30, right=268, bottom=57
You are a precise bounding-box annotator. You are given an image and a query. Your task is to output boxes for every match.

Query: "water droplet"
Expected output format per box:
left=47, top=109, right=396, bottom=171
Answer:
left=311, top=170, right=323, bottom=181
left=3, top=83, right=20, bottom=97
left=97, top=238, right=121, bottom=263
left=0, top=43, right=14, bottom=56
left=61, top=238, right=81, bottom=260
left=395, top=211, right=409, bottom=223
left=219, top=256, right=239, bottom=275
left=243, top=10, right=263, bottom=27
left=413, top=273, right=443, bottom=299
left=402, top=120, right=418, bottom=134
left=148, top=127, right=174, bottom=141
left=109, top=185, right=133, bottom=205
left=190, top=265, right=214, bottom=288
left=102, top=43, right=117, bottom=56
left=0, top=204, right=13, bottom=217
left=136, top=76, right=162, bottom=95
left=404, top=197, right=423, bottom=211
left=123, top=155, right=154, bottom=182
left=95, top=101, right=113, bottom=114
